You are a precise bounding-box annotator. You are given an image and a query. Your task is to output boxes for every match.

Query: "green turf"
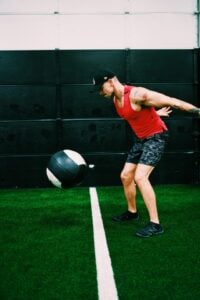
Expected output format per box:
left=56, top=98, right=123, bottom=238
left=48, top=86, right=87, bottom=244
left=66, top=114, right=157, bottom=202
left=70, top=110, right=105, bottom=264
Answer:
left=98, top=184, right=200, bottom=300
left=0, top=185, right=199, bottom=300
left=0, top=188, right=97, bottom=300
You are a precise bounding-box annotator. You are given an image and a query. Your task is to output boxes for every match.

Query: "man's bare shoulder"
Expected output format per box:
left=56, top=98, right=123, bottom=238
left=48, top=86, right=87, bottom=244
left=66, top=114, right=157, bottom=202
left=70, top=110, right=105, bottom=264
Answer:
left=130, top=86, right=149, bottom=103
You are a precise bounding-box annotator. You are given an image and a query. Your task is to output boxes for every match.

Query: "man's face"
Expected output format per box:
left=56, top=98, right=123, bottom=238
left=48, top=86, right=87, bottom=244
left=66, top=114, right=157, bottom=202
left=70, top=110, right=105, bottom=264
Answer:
left=99, top=80, right=114, bottom=98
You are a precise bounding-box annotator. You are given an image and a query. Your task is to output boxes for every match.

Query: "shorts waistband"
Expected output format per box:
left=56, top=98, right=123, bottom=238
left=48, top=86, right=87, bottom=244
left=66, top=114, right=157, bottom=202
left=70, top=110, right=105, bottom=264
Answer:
left=138, top=130, right=169, bottom=141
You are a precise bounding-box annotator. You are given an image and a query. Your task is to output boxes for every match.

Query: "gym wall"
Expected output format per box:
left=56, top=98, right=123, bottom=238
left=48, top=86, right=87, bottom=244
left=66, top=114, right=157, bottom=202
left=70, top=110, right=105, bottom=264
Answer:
left=0, top=0, right=199, bottom=187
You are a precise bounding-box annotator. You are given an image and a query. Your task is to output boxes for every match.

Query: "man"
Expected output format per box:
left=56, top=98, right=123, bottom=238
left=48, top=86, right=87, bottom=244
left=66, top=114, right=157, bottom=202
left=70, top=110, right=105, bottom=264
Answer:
left=91, top=69, right=200, bottom=238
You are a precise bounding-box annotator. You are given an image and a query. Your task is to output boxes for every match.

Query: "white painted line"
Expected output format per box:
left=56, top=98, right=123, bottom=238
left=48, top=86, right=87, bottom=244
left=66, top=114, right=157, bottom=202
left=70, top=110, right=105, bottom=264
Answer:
left=89, top=187, right=119, bottom=300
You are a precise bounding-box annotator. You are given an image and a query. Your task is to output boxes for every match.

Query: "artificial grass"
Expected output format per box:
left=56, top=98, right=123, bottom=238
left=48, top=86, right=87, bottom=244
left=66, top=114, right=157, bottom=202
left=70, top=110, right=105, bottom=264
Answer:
left=98, top=184, right=200, bottom=300
left=0, top=188, right=97, bottom=300
left=0, top=185, right=199, bottom=300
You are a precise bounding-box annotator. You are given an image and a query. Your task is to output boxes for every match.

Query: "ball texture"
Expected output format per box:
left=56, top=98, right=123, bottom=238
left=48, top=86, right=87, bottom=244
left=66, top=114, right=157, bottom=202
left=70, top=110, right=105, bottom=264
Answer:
left=46, top=149, right=88, bottom=188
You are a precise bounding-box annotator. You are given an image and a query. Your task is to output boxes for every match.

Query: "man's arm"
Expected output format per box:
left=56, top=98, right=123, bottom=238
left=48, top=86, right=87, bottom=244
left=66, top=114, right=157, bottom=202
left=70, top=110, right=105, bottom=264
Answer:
left=130, top=87, right=200, bottom=116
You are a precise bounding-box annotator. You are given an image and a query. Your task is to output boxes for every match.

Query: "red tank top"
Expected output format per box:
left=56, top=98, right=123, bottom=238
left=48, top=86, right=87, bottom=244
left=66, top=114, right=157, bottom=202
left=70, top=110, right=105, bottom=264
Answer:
left=113, top=85, right=167, bottom=139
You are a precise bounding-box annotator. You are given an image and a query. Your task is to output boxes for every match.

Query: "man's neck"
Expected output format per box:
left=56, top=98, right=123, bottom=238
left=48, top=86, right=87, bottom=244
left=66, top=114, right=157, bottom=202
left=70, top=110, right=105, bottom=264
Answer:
left=114, top=84, right=124, bottom=100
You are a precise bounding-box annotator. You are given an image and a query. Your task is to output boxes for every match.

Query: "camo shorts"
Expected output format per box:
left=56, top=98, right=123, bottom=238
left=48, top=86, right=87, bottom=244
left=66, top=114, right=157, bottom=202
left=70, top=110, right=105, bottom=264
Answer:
left=126, top=131, right=169, bottom=167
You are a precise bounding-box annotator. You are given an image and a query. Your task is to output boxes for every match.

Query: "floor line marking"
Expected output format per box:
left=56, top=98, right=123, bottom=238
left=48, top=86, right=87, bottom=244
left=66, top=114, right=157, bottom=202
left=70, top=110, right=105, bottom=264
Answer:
left=89, top=187, right=119, bottom=300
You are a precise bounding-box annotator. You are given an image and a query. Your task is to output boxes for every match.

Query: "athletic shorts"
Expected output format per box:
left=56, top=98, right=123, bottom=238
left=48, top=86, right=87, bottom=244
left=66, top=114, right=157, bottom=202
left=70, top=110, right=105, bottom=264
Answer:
left=126, top=131, right=169, bottom=167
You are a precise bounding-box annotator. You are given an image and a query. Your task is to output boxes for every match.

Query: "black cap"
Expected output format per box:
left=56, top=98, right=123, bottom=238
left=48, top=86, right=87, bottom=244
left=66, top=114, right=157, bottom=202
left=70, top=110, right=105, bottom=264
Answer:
left=90, top=69, right=116, bottom=93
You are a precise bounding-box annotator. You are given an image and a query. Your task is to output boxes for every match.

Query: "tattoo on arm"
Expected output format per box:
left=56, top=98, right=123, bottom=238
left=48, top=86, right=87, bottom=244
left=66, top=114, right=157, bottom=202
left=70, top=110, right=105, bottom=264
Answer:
left=188, top=108, right=200, bottom=115
left=133, top=89, right=138, bottom=97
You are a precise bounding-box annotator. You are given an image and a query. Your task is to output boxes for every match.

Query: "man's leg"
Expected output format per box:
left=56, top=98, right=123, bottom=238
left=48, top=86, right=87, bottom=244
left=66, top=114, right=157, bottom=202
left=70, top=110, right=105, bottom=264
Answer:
left=120, top=162, right=137, bottom=213
left=112, top=162, right=139, bottom=222
left=134, top=163, right=164, bottom=237
left=134, top=163, right=158, bottom=223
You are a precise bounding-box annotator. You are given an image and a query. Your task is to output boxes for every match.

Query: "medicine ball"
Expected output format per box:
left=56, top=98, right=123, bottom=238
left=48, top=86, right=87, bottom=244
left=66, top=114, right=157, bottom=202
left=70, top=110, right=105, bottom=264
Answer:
left=46, top=149, right=88, bottom=188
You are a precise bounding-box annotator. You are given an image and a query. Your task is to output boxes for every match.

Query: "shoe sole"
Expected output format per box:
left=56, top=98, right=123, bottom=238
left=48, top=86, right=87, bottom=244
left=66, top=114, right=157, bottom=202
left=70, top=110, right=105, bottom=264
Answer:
left=112, top=216, right=139, bottom=222
left=135, top=230, right=164, bottom=238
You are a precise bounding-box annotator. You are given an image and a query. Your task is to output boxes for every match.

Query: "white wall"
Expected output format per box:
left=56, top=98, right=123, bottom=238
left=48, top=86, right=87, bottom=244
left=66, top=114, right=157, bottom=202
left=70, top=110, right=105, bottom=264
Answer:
left=0, top=0, right=197, bottom=49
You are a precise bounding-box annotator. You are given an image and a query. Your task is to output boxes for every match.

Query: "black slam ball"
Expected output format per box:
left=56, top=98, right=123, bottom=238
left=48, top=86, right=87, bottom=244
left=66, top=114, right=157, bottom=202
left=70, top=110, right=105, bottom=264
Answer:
left=46, top=149, right=88, bottom=188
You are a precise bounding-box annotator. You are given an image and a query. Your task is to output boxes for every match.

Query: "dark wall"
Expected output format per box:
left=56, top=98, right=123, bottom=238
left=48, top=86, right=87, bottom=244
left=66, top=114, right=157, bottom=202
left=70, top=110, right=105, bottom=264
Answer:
left=0, top=49, right=199, bottom=188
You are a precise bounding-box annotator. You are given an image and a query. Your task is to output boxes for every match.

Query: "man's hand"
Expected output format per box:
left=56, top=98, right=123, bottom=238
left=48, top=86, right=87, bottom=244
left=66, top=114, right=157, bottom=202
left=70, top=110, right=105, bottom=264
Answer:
left=156, top=107, right=172, bottom=117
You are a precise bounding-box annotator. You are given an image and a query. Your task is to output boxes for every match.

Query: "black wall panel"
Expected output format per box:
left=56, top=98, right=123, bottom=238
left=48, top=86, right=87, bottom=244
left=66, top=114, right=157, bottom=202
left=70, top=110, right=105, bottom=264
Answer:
left=0, top=121, right=57, bottom=155
left=60, top=50, right=126, bottom=83
left=83, top=153, right=126, bottom=186
left=164, top=118, right=195, bottom=151
left=129, top=50, right=194, bottom=83
left=151, top=153, right=196, bottom=184
left=0, top=85, right=57, bottom=120
left=0, top=49, right=199, bottom=188
left=0, top=156, right=50, bottom=188
left=62, top=119, right=127, bottom=152
left=0, top=51, right=56, bottom=84
left=61, top=85, right=116, bottom=118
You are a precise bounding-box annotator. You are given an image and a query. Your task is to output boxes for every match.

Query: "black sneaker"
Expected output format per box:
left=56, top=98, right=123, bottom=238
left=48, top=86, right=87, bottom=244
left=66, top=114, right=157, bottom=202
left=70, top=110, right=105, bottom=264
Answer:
left=136, top=222, right=164, bottom=238
left=112, top=210, right=139, bottom=222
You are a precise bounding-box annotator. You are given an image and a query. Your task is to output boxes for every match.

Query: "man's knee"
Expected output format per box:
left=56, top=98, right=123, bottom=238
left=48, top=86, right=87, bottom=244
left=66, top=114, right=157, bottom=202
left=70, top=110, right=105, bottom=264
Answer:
left=134, top=165, right=154, bottom=186
left=120, top=170, right=134, bottom=185
left=134, top=172, right=149, bottom=185
left=134, top=173, right=147, bottom=185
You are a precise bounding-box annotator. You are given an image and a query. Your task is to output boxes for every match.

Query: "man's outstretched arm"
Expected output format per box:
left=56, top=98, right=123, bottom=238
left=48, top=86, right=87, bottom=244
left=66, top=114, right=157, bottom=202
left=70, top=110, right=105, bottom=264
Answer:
left=130, top=87, right=200, bottom=116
